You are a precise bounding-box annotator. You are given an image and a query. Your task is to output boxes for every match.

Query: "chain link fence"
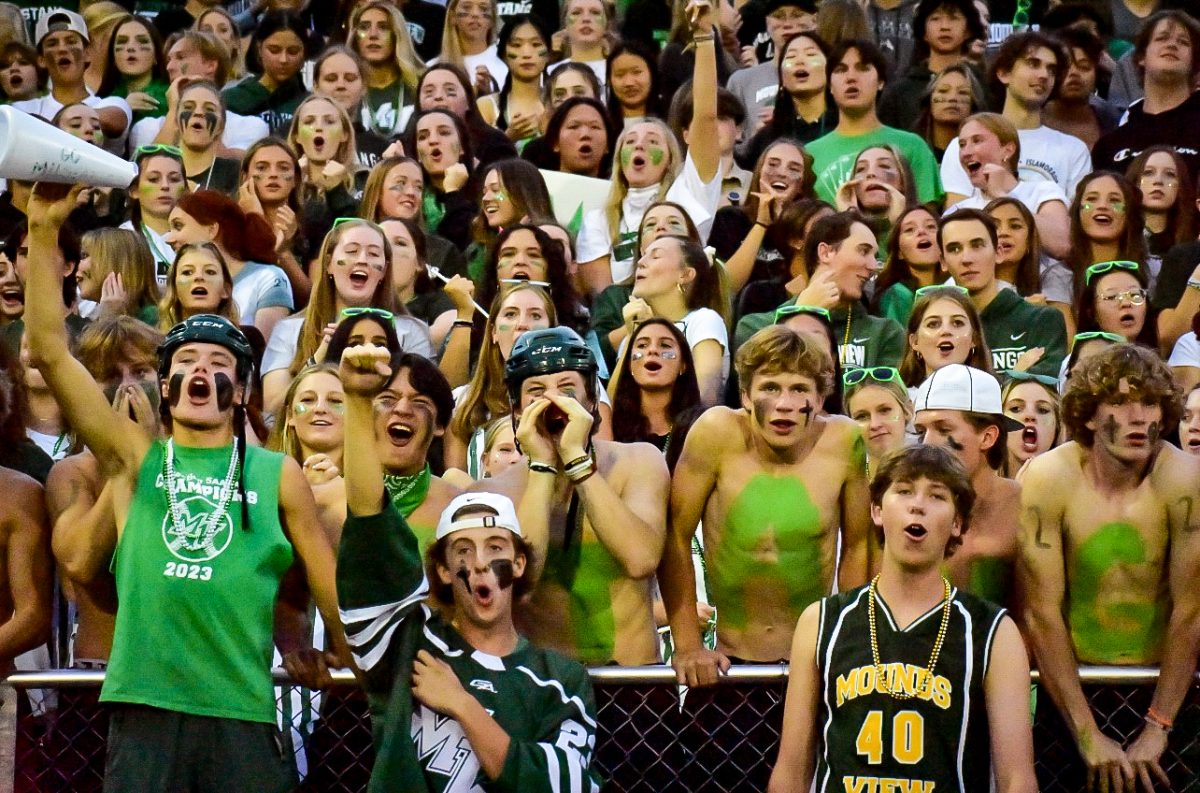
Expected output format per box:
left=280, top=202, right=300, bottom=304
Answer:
left=2, top=668, right=1197, bottom=792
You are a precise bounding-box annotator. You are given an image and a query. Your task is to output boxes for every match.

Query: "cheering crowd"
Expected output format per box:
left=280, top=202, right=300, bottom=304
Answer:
left=0, top=0, right=1198, bottom=789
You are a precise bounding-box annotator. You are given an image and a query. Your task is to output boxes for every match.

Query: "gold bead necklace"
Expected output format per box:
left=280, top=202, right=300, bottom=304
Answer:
left=867, top=574, right=952, bottom=700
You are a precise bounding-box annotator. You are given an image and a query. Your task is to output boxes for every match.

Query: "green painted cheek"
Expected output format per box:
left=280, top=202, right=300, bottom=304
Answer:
left=1068, top=522, right=1166, bottom=661
left=293, top=403, right=310, bottom=414
left=711, top=474, right=826, bottom=630
left=298, top=124, right=315, bottom=140
left=619, top=147, right=633, bottom=168
left=648, top=146, right=665, bottom=166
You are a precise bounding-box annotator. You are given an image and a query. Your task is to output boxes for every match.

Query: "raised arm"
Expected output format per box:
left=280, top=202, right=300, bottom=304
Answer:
left=984, top=616, right=1038, bottom=793
left=24, top=185, right=150, bottom=476
left=767, top=602, right=821, bottom=793
left=1016, top=456, right=1132, bottom=792
left=1034, top=199, right=1071, bottom=260
left=686, top=0, right=720, bottom=184
left=663, top=409, right=730, bottom=687
left=0, top=473, right=52, bottom=664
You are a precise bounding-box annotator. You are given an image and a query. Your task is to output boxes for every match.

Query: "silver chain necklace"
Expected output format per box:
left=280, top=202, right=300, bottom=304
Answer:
left=163, top=439, right=240, bottom=540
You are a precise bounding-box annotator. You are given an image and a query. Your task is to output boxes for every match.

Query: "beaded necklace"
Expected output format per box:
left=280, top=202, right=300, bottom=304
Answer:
left=163, top=439, right=240, bottom=540
left=867, top=574, right=952, bottom=700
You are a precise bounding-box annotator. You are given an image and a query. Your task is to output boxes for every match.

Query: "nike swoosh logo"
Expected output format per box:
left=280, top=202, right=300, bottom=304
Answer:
left=852, top=337, right=870, bottom=344
left=1010, top=332, right=1026, bottom=341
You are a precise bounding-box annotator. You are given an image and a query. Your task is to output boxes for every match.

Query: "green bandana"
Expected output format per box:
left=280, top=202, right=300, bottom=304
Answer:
left=422, top=188, right=447, bottom=234
left=383, top=464, right=432, bottom=518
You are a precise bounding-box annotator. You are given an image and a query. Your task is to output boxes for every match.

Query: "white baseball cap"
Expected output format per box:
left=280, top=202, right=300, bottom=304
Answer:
left=435, top=492, right=523, bottom=540
left=36, top=9, right=89, bottom=46
left=913, top=364, right=1022, bottom=430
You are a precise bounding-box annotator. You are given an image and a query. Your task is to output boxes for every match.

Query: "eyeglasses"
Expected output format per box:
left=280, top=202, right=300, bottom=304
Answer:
left=774, top=304, right=831, bottom=324
left=914, top=284, right=969, bottom=298
left=1073, top=331, right=1124, bottom=345
left=135, top=143, right=182, bottom=159
left=1084, top=260, right=1139, bottom=285
left=340, top=307, right=394, bottom=321
left=843, top=366, right=902, bottom=387
left=1098, top=288, right=1148, bottom=305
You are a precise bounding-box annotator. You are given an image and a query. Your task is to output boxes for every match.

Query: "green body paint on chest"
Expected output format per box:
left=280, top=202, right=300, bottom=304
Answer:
left=710, top=474, right=826, bottom=629
left=1068, top=522, right=1166, bottom=662
left=542, top=521, right=622, bottom=664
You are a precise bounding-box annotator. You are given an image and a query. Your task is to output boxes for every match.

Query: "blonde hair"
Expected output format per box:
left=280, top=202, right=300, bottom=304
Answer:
left=288, top=220, right=398, bottom=376
left=346, top=0, right=423, bottom=92
left=962, top=112, right=1021, bottom=176
left=287, top=94, right=361, bottom=190
left=158, top=243, right=240, bottom=330
left=449, top=282, right=556, bottom=443
left=268, top=363, right=342, bottom=462
left=80, top=227, right=161, bottom=318
left=442, top=0, right=499, bottom=68
left=605, top=118, right=684, bottom=248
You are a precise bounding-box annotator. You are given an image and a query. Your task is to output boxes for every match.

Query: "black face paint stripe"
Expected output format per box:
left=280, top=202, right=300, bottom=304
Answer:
left=167, top=372, right=185, bottom=407
left=490, top=558, right=514, bottom=589
left=214, top=372, right=234, bottom=411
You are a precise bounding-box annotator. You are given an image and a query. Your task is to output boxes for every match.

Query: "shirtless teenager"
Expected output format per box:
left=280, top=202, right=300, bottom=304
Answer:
left=0, top=467, right=52, bottom=670
left=486, top=326, right=670, bottom=666
left=911, top=364, right=1022, bottom=606
left=1019, top=343, right=1200, bottom=792
left=24, top=184, right=345, bottom=792
left=664, top=324, right=871, bottom=684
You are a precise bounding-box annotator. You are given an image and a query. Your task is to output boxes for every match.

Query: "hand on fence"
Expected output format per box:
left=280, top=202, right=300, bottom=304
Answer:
left=283, top=648, right=339, bottom=689
left=1126, top=725, right=1171, bottom=793
left=672, top=647, right=730, bottom=689
left=1080, top=727, right=1135, bottom=793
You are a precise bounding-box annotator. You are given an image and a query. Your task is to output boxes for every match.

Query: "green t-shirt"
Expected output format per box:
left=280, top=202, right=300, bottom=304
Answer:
left=102, top=441, right=292, bottom=723
left=807, top=125, right=944, bottom=206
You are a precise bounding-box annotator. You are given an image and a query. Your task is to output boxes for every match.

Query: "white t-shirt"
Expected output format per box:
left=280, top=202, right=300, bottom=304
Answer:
left=232, top=261, right=293, bottom=324
left=129, top=111, right=271, bottom=153
left=616, top=306, right=730, bottom=387
left=429, top=47, right=509, bottom=93
left=261, top=312, right=435, bottom=375
left=946, top=178, right=1069, bottom=215
left=575, top=151, right=724, bottom=283
left=119, top=220, right=172, bottom=288
left=1169, top=332, right=1200, bottom=369
left=13, top=92, right=132, bottom=157
left=27, top=428, right=71, bottom=461
left=940, top=125, right=1091, bottom=200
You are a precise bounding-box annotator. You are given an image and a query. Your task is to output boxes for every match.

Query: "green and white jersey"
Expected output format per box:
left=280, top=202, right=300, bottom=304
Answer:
left=102, top=441, right=292, bottom=723
left=814, top=585, right=1005, bottom=793
left=337, top=502, right=602, bottom=793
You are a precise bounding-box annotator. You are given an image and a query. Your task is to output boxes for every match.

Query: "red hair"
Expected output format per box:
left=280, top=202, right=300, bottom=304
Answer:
left=176, top=190, right=278, bottom=264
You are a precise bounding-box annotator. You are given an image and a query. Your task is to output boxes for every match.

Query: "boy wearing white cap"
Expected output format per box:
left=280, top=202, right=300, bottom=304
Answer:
left=337, top=343, right=601, bottom=793
left=911, top=363, right=1022, bottom=607
left=13, top=9, right=131, bottom=155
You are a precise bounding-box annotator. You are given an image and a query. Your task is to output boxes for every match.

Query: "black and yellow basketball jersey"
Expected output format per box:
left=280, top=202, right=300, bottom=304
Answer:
left=813, top=585, right=1006, bottom=793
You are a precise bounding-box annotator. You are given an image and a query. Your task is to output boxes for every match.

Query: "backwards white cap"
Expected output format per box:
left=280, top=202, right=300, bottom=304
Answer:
left=435, top=492, right=523, bottom=540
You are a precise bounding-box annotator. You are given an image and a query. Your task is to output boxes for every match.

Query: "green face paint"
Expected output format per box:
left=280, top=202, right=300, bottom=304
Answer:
left=1067, top=522, right=1167, bottom=663
left=619, top=146, right=634, bottom=168
left=710, top=473, right=827, bottom=631
left=298, top=124, right=316, bottom=140
left=293, top=402, right=310, bottom=414
left=539, top=517, right=622, bottom=664
left=648, top=146, right=665, bottom=166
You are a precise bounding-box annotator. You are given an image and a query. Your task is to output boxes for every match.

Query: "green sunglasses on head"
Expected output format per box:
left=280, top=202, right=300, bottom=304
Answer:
left=1084, top=260, right=1139, bottom=285
left=843, top=366, right=902, bottom=387
left=341, top=307, right=394, bottom=322
left=1072, top=330, right=1124, bottom=345
left=135, top=143, right=182, bottom=158
left=774, top=304, right=831, bottom=324
left=914, top=284, right=969, bottom=298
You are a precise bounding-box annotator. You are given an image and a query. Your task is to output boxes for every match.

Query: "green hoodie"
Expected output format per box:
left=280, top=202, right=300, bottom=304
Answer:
left=735, top=299, right=906, bottom=370
left=979, top=288, right=1067, bottom=379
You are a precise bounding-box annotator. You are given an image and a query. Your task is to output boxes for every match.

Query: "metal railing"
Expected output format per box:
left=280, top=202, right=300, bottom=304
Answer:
left=1, top=667, right=1197, bottom=792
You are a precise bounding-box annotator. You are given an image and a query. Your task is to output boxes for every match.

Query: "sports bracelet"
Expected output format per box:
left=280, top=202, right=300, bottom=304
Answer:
left=692, top=34, right=714, bottom=42
left=1187, top=279, right=1200, bottom=292
left=566, top=458, right=597, bottom=483
left=562, top=454, right=591, bottom=471
left=452, top=319, right=473, bottom=329
left=528, top=460, right=557, bottom=475
left=1145, top=707, right=1173, bottom=732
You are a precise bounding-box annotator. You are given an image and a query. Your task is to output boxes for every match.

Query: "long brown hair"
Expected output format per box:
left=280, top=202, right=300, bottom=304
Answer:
left=1125, top=145, right=1196, bottom=250
left=984, top=196, right=1042, bottom=297
left=898, top=286, right=993, bottom=387
left=80, top=227, right=161, bottom=317
left=1067, top=171, right=1146, bottom=295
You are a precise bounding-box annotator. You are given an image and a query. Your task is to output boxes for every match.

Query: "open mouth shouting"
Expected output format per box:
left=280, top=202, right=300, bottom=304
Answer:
left=190, top=285, right=210, bottom=302
left=903, top=523, right=928, bottom=541
left=346, top=266, right=372, bottom=289
left=629, top=152, right=647, bottom=170
left=936, top=340, right=958, bottom=357
left=915, top=237, right=935, bottom=254
left=386, top=420, right=415, bottom=446
left=641, top=358, right=663, bottom=374
left=1089, top=209, right=1115, bottom=227
left=186, top=375, right=212, bottom=405
left=1186, top=433, right=1200, bottom=452
left=1117, top=311, right=1139, bottom=328
left=1, top=284, right=24, bottom=312
left=768, top=418, right=797, bottom=435
left=1021, top=424, right=1039, bottom=453
left=964, top=159, right=983, bottom=175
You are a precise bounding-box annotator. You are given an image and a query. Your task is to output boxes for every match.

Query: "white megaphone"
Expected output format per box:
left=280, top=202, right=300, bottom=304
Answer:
left=0, top=106, right=137, bottom=188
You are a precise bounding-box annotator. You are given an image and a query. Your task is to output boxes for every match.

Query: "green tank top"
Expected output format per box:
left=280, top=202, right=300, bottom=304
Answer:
left=101, top=440, right=293, bottom=723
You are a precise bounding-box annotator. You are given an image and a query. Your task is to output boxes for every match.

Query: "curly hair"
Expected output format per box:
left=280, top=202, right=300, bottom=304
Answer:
left=735, top=324, right=833, bottom=398
left=1062, top=344, right=1181, bottom=448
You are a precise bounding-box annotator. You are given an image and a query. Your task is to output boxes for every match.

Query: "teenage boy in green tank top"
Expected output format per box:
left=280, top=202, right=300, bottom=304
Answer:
left=663, top=324, right=872, bottom=686
left=24, top=184, right=347, bottom=792
left=768, top=444, right=1036, bottom=793
left=1019, top=344, right=1200, bottom=792
left=485, top=327, right=670, bottom=666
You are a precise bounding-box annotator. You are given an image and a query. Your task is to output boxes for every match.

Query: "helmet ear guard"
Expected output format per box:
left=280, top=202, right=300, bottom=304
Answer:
left=504, top=327, right=598, bottom=403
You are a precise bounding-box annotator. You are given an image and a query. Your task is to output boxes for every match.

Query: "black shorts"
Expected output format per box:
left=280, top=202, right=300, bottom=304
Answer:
left=104, top=704, right=297, bottom=793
